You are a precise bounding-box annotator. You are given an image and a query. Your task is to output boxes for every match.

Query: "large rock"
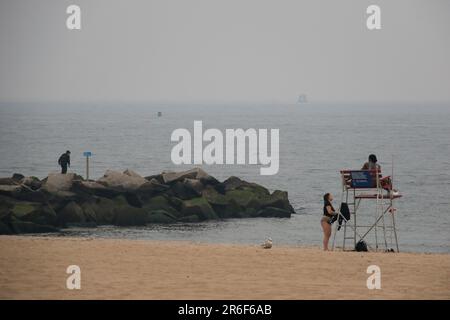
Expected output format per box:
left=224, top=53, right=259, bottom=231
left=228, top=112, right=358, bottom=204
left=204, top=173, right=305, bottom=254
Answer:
left=114, top=206, right=147, bottom=226
left=144, top=174, right=164, bottom=184
left=21, top=176, right=42, bottom=191
left=222, top=176, right=270, bottom=196
left=168, top=196, right=184, bottom=210
left=43, top=173, right=80, bottom=193
left=12, top=173, right=25, bottom=182
left=262, top=190, right=295, bottom=213
left=0, top=184, right=22, bottom=197
left=183, top=178, right=204, bottom=195
left=88, top=197, right=116, bottom=224
left=146, top=210, right=177, bottom=224
left=222, top=176, right=246, bottom=191
left=136, top=179, right=170, bottom=194
left=71, top=180, right=120, bottom=198
left=202, top=186, right=229, bottom=206
left=97, top=170, right=147, bottom=191
left=213, top=198, right=244, bottom=219
left=11, top=202, right=41, bottom=219
left=123, top=169, right=143, bottom=178
left=0, top=181, right=48, bottom=203
left=57, top=201, right=86, bottom=226
left=202, top=186, right=257, bottom=218
left=84, top=196, right=138, bottom=226
left=0, top=173, right=25, bottom=185
left=168, top=181, right=200, bottom=200
left=161, top=168, right=211, bottom=184
left=21, top=204, right=57, bottom=226
left=80, top=201, right=98, bottom=223
left=13, top=188, right=48, bottom=203
left=224, top=189, right=261, bottom=208
left=141, top=195, right=181, bottom=217
left=181, top=197, right=218, bottom=220
left=0, top=177, right=18, bottom=185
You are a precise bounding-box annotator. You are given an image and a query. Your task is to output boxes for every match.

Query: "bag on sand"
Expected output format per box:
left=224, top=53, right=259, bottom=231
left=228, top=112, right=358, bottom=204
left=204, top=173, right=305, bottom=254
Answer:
left=355, top=240, right=368, bottom=252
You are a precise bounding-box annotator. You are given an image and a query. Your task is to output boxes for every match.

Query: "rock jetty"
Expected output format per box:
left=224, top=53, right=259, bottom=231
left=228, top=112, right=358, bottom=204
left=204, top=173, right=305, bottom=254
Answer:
left=0, top=168, right=295, bottom=235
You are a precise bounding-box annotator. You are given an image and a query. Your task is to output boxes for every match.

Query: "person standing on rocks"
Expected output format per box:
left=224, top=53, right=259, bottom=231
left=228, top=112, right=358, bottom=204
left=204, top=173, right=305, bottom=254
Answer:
left=58, top=150, right=71, bottom=174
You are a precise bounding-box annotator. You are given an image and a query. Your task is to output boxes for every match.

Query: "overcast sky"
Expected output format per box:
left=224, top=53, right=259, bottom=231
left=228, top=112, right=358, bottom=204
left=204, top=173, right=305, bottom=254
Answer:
left=0, top=0, right=449, bottom=104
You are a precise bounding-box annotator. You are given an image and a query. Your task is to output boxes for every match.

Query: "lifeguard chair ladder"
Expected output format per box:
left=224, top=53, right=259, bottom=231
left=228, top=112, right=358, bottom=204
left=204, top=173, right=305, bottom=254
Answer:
left=331, top=168, right=401, bottom=252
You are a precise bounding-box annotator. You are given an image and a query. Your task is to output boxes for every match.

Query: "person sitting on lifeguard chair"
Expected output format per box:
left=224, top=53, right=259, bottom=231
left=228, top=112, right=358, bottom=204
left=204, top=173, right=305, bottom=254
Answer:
left=361, top=154, right=397, bottom=194
left=362, top=154, right=380, bottom=171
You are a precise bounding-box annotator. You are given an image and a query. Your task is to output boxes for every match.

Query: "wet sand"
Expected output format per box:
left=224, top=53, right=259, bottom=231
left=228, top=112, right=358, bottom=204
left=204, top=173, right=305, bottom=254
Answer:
left=0, top=236, right=449, bottom=299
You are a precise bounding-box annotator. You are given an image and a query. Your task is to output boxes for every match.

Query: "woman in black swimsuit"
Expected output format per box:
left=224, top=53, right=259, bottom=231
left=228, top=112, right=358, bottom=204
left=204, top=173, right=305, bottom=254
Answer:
left=321, top=193, right=336, bottom=251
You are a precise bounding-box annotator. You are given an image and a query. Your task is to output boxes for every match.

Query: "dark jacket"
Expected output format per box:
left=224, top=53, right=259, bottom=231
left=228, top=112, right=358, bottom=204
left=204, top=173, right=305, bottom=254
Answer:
left=58, top=153, right=70, bottom=166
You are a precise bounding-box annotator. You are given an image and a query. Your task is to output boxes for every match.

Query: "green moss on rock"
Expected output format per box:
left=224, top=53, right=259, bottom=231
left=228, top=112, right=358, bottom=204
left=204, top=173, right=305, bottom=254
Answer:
left=182, top=197, right=217, bottom=220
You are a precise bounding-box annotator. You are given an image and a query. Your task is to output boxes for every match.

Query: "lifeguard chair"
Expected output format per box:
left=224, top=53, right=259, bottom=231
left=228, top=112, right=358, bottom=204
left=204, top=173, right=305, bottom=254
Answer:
left=332, top=166, right=401, bottom=252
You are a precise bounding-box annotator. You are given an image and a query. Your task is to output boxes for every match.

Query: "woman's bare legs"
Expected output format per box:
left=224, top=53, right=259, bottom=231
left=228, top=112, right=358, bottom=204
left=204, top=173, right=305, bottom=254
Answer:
left=321, top=220, right=332, bottom=251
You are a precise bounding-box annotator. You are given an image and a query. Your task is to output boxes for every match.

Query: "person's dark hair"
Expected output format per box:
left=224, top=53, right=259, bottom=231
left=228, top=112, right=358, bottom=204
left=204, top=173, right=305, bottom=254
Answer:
left=368, top=154, right=377, bottom=163
left=323, top=193, right=330, bottom=203
left=66, top=150, right=71, bottom=154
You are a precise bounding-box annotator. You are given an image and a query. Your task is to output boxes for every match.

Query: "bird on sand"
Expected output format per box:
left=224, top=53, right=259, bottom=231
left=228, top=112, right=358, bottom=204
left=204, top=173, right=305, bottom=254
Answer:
left=261, top=237, right=273, bottom=249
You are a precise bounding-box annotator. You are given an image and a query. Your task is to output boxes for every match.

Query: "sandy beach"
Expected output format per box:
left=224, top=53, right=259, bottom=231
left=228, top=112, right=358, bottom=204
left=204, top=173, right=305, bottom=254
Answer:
left=0, top=236, right=449, bottom=300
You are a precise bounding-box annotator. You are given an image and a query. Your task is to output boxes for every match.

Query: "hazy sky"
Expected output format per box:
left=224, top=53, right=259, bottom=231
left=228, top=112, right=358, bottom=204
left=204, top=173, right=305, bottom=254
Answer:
left=1, top=0, right=449, bottom=104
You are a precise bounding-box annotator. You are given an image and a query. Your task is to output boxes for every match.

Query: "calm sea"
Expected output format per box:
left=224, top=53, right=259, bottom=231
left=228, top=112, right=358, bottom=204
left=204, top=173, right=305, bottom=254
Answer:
left=1, top=102, right=449, bottom=253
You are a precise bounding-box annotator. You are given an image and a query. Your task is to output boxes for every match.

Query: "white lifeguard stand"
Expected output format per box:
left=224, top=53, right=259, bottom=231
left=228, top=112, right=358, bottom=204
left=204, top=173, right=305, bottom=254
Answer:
left=332, top=167, right=401, bottom=252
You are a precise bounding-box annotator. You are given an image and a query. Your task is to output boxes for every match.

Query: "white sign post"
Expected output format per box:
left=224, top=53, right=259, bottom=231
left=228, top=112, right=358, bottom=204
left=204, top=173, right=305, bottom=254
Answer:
left=83, top=151, right=92, bottom=180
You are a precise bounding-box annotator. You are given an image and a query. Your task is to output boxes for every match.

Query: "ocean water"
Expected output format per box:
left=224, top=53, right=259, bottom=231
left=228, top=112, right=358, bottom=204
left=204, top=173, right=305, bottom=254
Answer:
left=1, top=102, right=449, bottom=253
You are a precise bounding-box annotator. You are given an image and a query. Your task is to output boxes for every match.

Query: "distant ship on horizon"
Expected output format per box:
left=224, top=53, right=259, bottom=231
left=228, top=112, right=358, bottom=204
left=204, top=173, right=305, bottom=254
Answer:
left=297, top=94, right=308, bottom=104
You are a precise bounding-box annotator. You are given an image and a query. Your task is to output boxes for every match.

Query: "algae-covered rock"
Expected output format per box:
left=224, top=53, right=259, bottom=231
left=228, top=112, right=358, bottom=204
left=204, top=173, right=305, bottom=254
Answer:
left=80, top=201, right=98, bottom=223
left=11, top=202, right=39, bottom=218
left=224, top=189, right=254, bottom=207
left=112, top=194, right=130, bottom=207
left=22, top=205, right=57, bottom=226
left=11, top=201, right=58, bottom=226
left=141, top=195, right=181, bottom=217
left=114, top=206, right=147, bottom=226
left=168, top=181, right=200, bottom=200
left=262, top=190, right=295, bottom=213
left=90, top=197, right=116, bottom=224
left=57, top=201, right=86, bottom=226
left=181, top=197, right=218, bottom=220
left=202, top=186, right=229, bottom=206
left=146, top=210, right=177, bottom=224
